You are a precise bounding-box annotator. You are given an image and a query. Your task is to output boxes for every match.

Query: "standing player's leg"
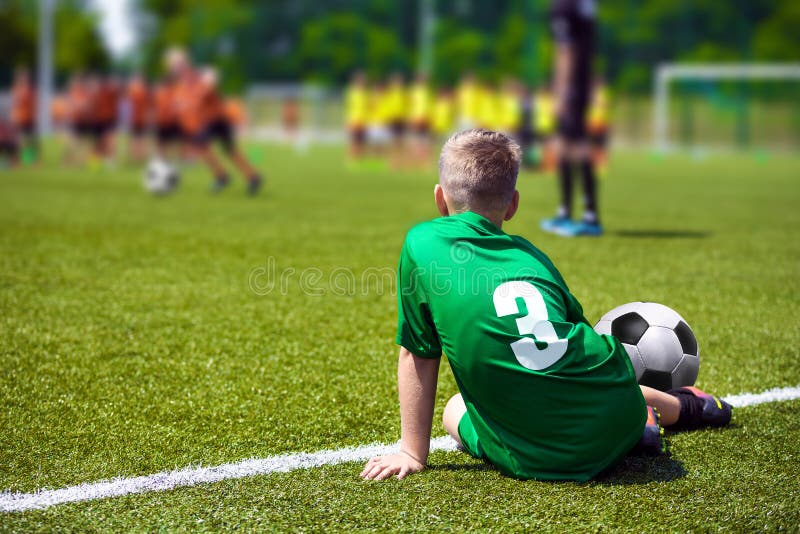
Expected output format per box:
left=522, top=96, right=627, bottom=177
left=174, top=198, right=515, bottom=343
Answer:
left=212, top=119, right=263, bottom=195
left=190, top=127, right=230, bottom=192
left=552, top=98, right=602, bottom=237
left=541, top=123, right=577, bottom=234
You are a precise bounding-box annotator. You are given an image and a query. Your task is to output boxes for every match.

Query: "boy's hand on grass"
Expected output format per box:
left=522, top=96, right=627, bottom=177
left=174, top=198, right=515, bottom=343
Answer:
left=360, top=452, right=425, bottom=481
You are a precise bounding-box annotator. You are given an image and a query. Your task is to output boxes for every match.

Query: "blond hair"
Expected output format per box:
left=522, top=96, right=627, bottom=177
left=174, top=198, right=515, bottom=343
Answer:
left=438, top=129, right=521, bottom=214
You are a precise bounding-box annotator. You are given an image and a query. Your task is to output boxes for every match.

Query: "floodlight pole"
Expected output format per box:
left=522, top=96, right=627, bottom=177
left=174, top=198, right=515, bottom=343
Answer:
left=37, top=0, right=56, bottom=137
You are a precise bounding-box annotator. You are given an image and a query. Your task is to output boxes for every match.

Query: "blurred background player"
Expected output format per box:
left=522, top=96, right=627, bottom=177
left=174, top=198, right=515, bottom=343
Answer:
left=431, top=87, right=455, bottom=143
left=384, top=72, right=407, bottom=169
left=588, top=77, right=610, bottom=176
left=345, top=71, right=369, bottom=162
left=0, top=115, right=20, bottom=168
left=126, top=73, right=151, bottom=163
left=533, top=84, right=557, bottom=171
left=456, top=73, right=479, bottom=130
left=541, top=0, right=602, bottom=237
left=64, top=73, right=93, bottom=165
left=153, top=74, right=181, bottom=160
left=366, top=81, right=391, bottom=163
left=168, top=48, right=262, bottom=195
left=91, top=75, right=121, bottom=165
left=10, top=67, right=38, bottom=164
left=408, top=72, right=434, bottom=167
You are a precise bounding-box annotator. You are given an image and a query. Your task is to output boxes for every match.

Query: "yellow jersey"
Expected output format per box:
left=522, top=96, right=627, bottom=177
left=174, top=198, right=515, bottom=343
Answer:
left=589, top=86, right=610, bottom=131
left=432, top=96, right=454, bottom=135
left=345, top=85, right=368, bottom=127
left=499, top=90, right=521, bottom=132
left=384, top=84, right=407, bottom=122
left=535, top=92, right=555, bottom=134
left=409, top=82, right=433, bottom=124
left=457, top=82, right=479, bottom=124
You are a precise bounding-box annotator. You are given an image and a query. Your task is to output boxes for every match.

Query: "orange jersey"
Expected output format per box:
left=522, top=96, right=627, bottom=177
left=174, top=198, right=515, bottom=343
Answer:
left=173, top=78, right=205, bottom=134
left=94, top=83, right=120, bottom=124
left=174, top=76, right=221, bottom=134
left=51, top=96, right=68, bottom=125
left=11, top=83, right=36, bottom=126
left=68, top=85, right=92, bottom=125
left=127, top=81, right=150, bottom=127
left=153, top=83, right=178, bottom=126
left=225, top=98, right=246, bottom=126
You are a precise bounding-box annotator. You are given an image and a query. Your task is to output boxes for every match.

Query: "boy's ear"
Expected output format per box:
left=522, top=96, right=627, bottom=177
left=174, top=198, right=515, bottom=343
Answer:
left=434, top=184, right=450, bottom=217
left=503, top=190, right=520, bottom=221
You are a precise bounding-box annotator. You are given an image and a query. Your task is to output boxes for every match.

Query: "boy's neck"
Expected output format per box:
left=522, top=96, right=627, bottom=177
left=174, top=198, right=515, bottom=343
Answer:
left=457, top=209, right=504, bottom=230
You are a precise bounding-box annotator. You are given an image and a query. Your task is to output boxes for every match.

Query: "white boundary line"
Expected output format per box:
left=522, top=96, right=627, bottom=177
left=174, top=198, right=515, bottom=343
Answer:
left=2, top=385, right=799, bottom=513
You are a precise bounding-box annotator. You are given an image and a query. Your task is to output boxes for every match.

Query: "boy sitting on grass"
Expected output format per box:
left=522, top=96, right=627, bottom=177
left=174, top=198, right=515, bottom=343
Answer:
left=361, top=129, right=732, bottom=482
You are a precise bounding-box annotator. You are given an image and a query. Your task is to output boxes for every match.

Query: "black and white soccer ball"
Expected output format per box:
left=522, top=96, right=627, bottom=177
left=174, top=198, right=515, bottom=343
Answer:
left=594, top=302, right=699, bottom=391
left=144, top=158, right=180, bottom=195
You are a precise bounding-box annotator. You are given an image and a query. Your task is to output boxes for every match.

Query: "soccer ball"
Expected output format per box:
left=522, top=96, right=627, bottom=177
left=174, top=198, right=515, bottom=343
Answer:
left=594, top=302, right=699, bottom=391
left=144, top=158, right=180, bottom=195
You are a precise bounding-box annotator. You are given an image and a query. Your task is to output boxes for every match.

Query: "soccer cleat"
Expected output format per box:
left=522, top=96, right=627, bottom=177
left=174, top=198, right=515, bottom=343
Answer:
left=673, top=386, right=732, bottom=428
left=210, top=176, right=230, bottom=193
left=540, top=216, right=573, bottom=235
left=635, top=406, right=668, bottom=456
left=246, top=175, right=263, bottom=196
left=570, top=220, right=604, bottom=237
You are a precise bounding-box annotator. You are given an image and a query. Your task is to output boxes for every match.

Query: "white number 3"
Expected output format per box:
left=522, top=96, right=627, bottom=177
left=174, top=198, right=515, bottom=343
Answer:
left=493, top=281, right=568, bottom=371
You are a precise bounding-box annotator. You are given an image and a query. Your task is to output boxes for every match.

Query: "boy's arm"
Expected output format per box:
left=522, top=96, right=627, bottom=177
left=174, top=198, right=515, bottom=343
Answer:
left=360, top=346, right=440, bottom=481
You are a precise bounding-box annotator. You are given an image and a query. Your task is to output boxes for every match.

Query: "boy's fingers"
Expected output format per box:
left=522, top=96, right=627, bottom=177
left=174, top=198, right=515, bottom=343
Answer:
left=397, top=466, right=409, bottom=480
left=364, top=463, right=386, bottom=480
left=375, top=465, right=398, bottom=481
left=360, top=456, right=383, bottom=477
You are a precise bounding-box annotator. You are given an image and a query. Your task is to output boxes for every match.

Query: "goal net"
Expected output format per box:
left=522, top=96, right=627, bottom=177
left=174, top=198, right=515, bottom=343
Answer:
left=653, top=63, right=800, bottom=152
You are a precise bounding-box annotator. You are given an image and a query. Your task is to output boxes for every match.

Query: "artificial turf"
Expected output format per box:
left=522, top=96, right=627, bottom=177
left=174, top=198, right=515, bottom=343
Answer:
left=1, top=145, right=799, bottom=531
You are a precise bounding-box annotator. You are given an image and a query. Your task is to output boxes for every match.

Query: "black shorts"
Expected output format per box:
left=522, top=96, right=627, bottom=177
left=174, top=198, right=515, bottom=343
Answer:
left=131, top=123, right=148, bottom=137
left=590, top=127, right=609, bottom=148
left=389, top=120, right=406, bottom=138
left=91, top=121, right=115, bottom=140
left=412, top=121, right=430, bottom=136
left=192, top=120, right=235, bottom=154
left=156, top=124, right=182, bottom=144
left=71, top=122, right=87, bottom=137
left=0, top=140, right=19, bottom=156
left=350, top=126, right=366, bottom=145
left=515, top=127, right=535, bottom=147
left=17, top=122, right=35, bottom=136
left=557, top=99, right=589, bottom=142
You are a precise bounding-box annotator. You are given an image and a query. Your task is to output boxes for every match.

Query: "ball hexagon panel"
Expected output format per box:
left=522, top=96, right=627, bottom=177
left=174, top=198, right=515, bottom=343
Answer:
left=636, top=326, right=684, bottom=374
left=610, top=312, right=649, bottom=345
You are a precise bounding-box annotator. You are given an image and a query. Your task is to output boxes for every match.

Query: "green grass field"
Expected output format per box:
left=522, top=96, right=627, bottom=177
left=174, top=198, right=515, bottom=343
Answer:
left=1, top=145, right=799, bottom=531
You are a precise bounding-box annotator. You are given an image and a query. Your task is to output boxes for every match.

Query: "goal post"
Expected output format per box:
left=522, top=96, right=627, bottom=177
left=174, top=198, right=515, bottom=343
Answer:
left=653, top=63, right=800, bottom=151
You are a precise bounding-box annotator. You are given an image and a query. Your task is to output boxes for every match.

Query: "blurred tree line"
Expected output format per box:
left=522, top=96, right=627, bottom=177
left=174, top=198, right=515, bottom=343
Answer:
left=134, top=0, right=799, bottom=92
left=1, top=0, right=798, bottom=92
left=0, top=0, right=109, bottom=85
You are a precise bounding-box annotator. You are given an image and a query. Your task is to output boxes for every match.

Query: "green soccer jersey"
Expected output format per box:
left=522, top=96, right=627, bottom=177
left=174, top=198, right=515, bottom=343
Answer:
left=396, top=211, right=646, bottom=481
